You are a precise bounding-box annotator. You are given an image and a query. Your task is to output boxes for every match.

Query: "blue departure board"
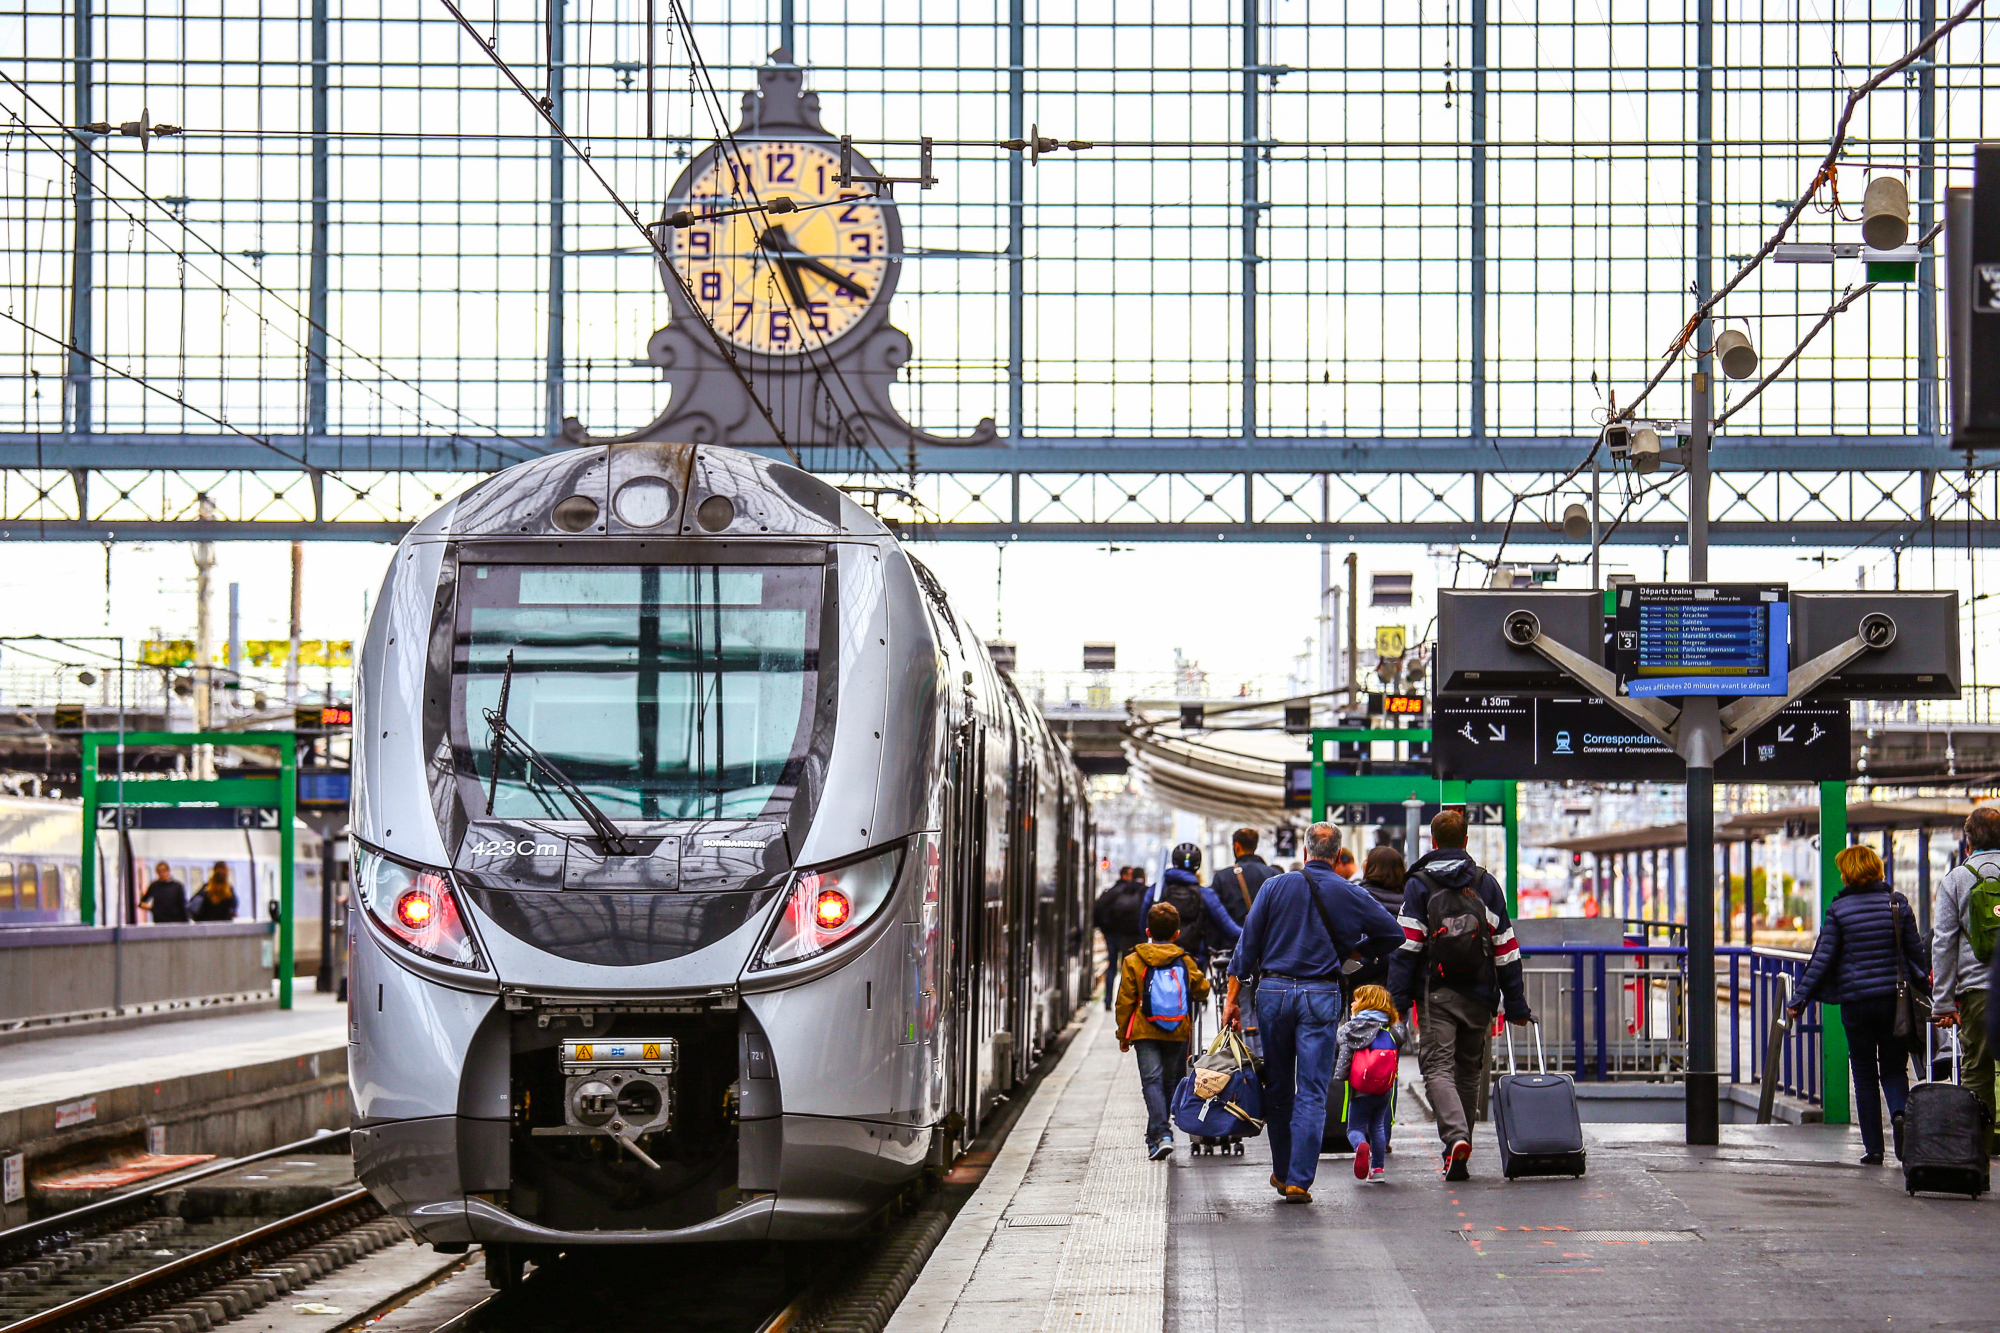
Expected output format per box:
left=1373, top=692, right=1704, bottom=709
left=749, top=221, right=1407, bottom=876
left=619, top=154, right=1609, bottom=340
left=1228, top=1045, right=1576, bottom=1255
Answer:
left=1612, top=584, right=1788, bottom=697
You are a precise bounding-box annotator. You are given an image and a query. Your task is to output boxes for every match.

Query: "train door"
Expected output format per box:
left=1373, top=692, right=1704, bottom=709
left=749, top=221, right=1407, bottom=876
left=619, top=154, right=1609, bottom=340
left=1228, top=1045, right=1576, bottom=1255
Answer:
left=1007, top=745, right=1036, bottom=1080
left=947, top=720, right=986, bottom=1138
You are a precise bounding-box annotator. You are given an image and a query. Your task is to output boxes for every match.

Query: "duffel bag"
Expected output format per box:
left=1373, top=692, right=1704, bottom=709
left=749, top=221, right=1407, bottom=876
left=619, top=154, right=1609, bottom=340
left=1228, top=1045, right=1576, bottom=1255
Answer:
left=1172, top=1044, right=1265, bottom=1139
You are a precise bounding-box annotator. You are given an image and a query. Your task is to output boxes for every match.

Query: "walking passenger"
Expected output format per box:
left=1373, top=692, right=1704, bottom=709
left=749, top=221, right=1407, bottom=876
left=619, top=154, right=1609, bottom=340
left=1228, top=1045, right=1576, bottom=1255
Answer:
left=1931, top=809, right=2000, bottom=1151
left=1333, top=983, right=1401, bottom=1182
left=1388, top=809, right=1534, bottom=1182
left=1223, top=821, right=1403, bottom=1202
left=1117, top=901, right=1210, bottom=1160
left=1345, top=845, right=1409, bottom=992
left=1789, top=844, right=1931, bottom=1165
left=1147, top=844, right=1229, bottom=963
left=1094, top=867, right=1147, bottom=1012
left=1208, top=828, right=1279, bottom=934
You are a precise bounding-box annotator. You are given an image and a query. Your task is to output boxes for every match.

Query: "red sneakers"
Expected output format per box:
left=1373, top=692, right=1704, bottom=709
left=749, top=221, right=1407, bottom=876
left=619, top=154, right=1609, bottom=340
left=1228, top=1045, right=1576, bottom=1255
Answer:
left=1352, top=1142, right=1371, bottom=1180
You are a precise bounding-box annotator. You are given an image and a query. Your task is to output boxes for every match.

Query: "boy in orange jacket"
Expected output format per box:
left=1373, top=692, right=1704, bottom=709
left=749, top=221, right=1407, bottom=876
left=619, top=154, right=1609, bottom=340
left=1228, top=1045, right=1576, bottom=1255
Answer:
left=1116, top=901, right=1211, bottom=1159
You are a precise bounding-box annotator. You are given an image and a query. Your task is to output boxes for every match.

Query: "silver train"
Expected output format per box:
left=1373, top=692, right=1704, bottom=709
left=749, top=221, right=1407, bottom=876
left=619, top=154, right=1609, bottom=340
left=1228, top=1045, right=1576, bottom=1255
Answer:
left=348, top=441, right=1092, bottom=1262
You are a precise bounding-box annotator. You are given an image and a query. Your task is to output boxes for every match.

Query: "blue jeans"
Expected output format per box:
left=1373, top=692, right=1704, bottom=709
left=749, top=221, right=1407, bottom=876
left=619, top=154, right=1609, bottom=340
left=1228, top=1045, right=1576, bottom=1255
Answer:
left=1256, top=976, right=1344, bottom=1189
left=1842, top=997, right=1911, bottom=1159
left=1132, top=1039, right=1185, bottom=1147
left=1346, top=1090, right=1392, bottom=1164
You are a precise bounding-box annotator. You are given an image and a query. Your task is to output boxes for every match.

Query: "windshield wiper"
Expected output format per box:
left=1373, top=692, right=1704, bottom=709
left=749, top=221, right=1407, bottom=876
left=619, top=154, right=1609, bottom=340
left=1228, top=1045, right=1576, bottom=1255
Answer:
left=483, top=659, right=635, bottom=854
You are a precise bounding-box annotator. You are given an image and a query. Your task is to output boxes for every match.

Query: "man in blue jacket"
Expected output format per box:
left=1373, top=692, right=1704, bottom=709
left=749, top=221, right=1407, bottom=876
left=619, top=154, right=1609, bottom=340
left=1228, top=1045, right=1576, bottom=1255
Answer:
left=1223, top=821, right=1403, bottom=1202
left=1390, top=809, right=1535, bottom=1182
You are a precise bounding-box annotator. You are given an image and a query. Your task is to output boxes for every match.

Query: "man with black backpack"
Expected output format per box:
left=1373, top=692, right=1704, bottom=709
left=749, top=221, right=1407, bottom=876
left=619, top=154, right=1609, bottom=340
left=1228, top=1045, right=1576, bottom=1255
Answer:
left=1147, top=844, right=1225, bottom=964
left=1389, top=808, right=1535, bottom=1182
left=1932, top=807, right=2000, bottom=1151
left=1094, top=867, right=1147, bottom=1011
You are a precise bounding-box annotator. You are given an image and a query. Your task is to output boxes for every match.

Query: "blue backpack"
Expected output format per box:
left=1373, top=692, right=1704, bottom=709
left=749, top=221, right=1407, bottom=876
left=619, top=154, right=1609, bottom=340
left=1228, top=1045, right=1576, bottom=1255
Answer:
left=1139, top=958, right=1191, bottom=1034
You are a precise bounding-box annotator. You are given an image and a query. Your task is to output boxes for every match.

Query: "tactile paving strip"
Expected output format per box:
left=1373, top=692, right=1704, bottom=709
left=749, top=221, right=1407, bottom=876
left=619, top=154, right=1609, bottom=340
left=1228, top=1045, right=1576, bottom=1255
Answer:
left=1033, top=1054, right=1163, bottom=1333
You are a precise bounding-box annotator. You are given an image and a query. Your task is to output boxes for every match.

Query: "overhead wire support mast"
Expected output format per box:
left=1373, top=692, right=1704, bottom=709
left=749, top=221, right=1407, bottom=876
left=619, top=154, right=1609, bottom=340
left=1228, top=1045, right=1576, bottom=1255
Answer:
left=438, top=0, right=808, bottom=468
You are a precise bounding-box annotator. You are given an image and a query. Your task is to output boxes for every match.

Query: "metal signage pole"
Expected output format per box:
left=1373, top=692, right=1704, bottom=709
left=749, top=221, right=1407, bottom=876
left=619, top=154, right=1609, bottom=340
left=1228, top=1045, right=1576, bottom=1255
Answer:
left=1684, top=370, right=1721, bottom=1145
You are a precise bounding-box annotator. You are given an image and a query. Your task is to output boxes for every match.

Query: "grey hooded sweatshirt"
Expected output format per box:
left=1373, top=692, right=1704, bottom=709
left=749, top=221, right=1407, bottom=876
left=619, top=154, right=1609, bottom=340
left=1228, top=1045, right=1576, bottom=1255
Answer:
left=1933, top=848, right=2000, bottom=1015
left=1332, top=1008, right=1397, bottom=1086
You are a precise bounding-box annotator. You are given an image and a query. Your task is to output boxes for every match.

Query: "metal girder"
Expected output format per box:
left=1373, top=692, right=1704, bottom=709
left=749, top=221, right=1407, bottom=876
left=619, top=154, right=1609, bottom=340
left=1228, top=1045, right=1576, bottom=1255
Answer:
left=0, top=456, right=1994, bottom=544
left=0, top=433, right=1972, bottom=475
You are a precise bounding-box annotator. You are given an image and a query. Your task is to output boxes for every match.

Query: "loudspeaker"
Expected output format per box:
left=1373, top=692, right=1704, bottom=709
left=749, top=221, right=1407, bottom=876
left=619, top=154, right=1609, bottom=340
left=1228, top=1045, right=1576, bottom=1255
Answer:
left=1791, top=591, right=1961, bottom=699
left=1435, top=590, right=1603, bottom=693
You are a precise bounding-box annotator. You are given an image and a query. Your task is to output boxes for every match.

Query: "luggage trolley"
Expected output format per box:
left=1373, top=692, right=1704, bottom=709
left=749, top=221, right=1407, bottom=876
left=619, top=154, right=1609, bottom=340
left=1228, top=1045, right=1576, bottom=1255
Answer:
left=1190, top=949, right=1250, bottom=1156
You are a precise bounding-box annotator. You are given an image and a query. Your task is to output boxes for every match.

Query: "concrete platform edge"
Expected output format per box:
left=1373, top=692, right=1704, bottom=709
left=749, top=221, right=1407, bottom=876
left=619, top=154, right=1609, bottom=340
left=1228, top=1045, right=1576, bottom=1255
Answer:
left=882, top=1007, right=1103, bottom=1333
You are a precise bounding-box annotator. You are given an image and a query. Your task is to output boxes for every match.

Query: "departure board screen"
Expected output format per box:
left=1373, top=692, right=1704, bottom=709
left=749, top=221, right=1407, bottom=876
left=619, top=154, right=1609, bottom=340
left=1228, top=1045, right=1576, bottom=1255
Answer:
left=1612, top=583, right=1789, bottom=697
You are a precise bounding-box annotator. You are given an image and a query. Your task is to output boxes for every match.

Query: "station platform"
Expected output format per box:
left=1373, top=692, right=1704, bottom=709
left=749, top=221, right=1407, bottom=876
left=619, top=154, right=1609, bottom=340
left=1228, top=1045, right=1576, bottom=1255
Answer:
left=892, top=1007, right=1994, bottom=1333
left=0, top=991, right=348, bottom=1219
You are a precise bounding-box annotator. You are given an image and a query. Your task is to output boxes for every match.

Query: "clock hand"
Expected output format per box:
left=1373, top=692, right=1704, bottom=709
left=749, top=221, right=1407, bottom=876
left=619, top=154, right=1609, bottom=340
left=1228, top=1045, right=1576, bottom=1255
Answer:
left=786, top=253, right=872, bottom=300
left=756, top=226, right=813, bottom=308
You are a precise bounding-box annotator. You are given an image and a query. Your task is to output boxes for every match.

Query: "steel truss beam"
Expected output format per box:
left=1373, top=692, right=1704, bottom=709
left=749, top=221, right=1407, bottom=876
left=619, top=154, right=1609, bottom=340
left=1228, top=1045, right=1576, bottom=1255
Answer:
left=0, top=461, right=1996, bottom=545
left=0, top=434, right=1973, bottom=475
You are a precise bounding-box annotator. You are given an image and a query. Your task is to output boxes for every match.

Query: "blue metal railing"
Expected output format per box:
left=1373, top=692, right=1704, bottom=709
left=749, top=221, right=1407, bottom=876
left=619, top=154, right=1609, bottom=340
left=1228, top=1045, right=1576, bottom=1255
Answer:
left=1514, top=943, right=1823, bottom=1106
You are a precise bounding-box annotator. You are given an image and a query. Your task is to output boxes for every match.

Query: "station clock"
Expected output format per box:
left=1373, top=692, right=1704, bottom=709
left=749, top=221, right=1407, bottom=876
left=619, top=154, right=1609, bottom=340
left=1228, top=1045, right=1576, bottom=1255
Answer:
left=664, top=140, right=899, bottom=357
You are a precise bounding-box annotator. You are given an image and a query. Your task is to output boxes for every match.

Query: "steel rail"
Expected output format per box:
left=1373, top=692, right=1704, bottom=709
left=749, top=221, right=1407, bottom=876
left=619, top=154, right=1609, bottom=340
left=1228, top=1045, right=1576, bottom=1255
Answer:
left=0, top=1128, right=352, bottom=1268
left=0, top=1187, right=379, bottom=1333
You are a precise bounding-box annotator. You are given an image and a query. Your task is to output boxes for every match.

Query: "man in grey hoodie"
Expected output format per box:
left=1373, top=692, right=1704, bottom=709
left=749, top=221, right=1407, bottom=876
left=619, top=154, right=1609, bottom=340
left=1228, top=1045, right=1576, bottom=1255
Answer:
left=1933, top=807, right=2000, bottom=1150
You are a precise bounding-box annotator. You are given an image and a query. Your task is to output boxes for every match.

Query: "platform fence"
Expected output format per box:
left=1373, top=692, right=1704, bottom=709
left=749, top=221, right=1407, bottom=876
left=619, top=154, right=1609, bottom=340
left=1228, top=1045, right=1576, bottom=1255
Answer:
left=1511, top=943, right=1824, bottom=1108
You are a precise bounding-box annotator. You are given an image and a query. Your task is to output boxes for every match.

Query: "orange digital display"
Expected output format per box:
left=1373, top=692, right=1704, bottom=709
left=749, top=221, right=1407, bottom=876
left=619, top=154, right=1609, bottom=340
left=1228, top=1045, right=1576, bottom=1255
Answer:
left=1383, top=695, right=1424, bottom=715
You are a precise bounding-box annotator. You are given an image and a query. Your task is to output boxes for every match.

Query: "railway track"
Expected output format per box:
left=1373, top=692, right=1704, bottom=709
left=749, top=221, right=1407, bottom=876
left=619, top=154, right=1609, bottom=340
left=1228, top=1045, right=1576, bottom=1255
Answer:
left=0, top=1129, right=412, bottom=1333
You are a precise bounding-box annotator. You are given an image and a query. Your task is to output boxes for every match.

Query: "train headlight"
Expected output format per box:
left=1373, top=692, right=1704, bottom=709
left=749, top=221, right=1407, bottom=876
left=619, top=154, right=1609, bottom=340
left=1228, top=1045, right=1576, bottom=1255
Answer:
left=355, top=844, right=486, bottom=971
left=753, top=843, right=904, bottom=970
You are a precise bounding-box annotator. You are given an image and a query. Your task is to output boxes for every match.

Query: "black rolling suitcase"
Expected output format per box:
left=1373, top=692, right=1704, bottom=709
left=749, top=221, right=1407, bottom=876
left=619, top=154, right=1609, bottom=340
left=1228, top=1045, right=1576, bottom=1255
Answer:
left=1491, top=1022, right=1586, bottom=1180
left=1903, top=1028, right=1991, bottom=1199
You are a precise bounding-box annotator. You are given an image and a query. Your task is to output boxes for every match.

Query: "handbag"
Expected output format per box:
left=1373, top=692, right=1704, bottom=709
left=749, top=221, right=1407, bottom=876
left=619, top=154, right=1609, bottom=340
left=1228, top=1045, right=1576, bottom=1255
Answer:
left=1190, top=1027, right=1259, bottom=1100
left=1891, top=893, right=1933, bottom=1051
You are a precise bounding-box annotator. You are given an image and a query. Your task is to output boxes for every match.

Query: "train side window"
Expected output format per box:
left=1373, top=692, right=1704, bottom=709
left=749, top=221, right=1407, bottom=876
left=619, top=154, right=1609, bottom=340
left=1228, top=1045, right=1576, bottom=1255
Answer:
left=17, top=862, right=37, bottom=911
left=0, top=861, right=11, bottom=910
left=59, top=865, right=79, bottom=913
left=43, top=865, right=63, bottom=912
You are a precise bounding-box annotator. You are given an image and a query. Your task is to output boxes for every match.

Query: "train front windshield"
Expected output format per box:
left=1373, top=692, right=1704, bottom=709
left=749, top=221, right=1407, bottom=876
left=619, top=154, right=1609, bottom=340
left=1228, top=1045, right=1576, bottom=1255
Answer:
left=452, top=562, right=826, bottom=821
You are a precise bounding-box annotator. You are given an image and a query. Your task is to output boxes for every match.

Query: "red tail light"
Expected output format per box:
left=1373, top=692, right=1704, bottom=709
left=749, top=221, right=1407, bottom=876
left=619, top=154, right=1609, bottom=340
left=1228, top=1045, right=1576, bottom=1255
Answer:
left=813, top=887, right=851, bottom=929
left=358, top=848, right=484, bottom=971
left=754, top=844, right=904, bottom=970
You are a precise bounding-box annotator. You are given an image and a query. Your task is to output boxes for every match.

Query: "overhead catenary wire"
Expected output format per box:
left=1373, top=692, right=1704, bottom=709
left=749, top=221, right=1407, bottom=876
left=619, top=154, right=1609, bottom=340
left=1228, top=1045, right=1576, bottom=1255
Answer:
left=659, top=0, right=901, bottom=476
left=0, top=305, right=359, bottom=483
left=1712, top=220, right=1944, bottom=426
left=438, top=0, right=808, bottom=468
left=0, top=69, right=545, bottom=470
left=1619, top=0, right=1990, bottom=423
left=1466, top=3, right=1991, bottom=583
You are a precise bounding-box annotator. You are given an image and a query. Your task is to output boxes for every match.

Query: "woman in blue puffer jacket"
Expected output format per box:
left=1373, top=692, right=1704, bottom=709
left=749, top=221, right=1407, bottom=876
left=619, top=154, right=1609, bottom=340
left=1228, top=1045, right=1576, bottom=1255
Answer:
left=1788, top=844, right=1931, bottom=1165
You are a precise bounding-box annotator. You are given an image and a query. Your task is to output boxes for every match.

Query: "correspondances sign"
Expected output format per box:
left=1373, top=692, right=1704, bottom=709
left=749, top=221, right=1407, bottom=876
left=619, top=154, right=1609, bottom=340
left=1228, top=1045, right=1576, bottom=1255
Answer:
left=1432, top=694, right=1849, bottom=781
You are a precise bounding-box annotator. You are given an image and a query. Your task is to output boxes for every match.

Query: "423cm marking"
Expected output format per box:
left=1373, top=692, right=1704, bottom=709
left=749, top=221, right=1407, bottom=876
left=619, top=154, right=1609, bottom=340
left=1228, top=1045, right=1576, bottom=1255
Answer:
left=473, top=839, right=558, bottom=857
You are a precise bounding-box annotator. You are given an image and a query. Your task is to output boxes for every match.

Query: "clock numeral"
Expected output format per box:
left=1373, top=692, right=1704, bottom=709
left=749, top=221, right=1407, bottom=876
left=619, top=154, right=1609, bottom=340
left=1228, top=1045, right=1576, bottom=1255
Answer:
left=837, top=194, right=865, bottom=224
left=806, top=301, right=830, bottom=332
left=816, top=164, right=826, bottom=194
left=848, top=233, right=874, bottom=258
left=699, top=271, right=722, bottom=302
left=764, top=151, right=796, bottom=184
left=687, top=231, right=712, bottom=256
left=768, top=309, right=793, bottom=344
left=732, top=302, right=755, bottom=334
